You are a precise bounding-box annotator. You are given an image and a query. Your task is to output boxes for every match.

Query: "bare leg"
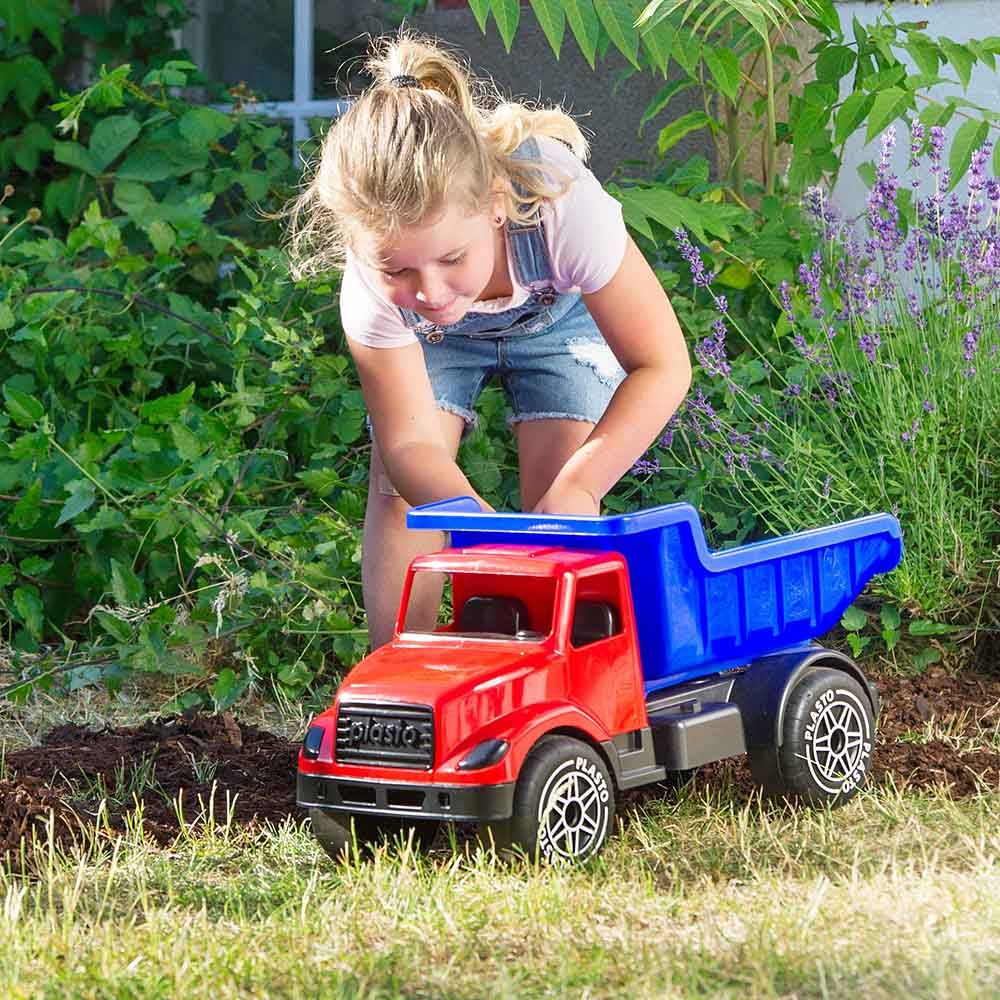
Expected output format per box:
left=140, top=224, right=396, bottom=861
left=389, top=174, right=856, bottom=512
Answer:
left=515, top=418, right=596, bottom=511
left=362, top=412, right=466, bottom=651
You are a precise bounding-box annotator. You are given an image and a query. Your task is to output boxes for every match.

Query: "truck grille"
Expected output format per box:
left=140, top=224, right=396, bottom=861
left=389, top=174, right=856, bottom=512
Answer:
left=335, top=702, right=434, bottom=770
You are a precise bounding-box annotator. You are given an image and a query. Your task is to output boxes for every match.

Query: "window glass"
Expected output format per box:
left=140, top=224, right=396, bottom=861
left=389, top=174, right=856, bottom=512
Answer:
left=185, top=0, right=294, bottom=101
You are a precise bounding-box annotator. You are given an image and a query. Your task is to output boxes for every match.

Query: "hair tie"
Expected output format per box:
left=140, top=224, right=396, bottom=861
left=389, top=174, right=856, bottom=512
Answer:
left=390, top=75, right=421, bottom=89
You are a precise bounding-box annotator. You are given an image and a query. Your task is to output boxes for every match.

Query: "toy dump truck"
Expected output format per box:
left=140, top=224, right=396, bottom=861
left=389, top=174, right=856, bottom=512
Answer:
left=298, top=498, right=902, bottom=862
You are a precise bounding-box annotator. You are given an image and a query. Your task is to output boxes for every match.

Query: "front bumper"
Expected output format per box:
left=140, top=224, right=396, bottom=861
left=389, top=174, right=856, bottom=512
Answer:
left=297, top=772, right=515, bottom=822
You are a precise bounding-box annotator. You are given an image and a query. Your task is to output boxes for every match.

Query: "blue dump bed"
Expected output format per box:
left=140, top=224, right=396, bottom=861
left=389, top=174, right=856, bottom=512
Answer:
left=408, top=498, right=903, bottom=694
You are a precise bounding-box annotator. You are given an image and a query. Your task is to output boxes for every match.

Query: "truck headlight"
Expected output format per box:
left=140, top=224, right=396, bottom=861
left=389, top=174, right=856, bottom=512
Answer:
left=302, top=724, right=325, bottom=760
left=457, top=738, right=509, bottom=771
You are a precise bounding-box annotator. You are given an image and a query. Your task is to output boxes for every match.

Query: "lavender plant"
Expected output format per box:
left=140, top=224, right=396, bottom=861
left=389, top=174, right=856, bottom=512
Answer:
left=653, top=124, right=1000, bottom=620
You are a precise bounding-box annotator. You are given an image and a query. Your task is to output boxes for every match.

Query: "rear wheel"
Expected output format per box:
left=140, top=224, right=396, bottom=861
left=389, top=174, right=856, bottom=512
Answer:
left=748, top=667, right=875, bottom=804
left=491, top=736, right=615, bottom=863
left=309, top=809, right=440, bottom=862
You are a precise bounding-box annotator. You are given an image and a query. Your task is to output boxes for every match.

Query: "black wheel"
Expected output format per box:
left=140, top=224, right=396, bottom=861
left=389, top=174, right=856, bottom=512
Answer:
left=309, top=809, right=440, bottom=862
left=748, top=667, right=875, bottom=804
left=499, top=736, right=615, bottom=863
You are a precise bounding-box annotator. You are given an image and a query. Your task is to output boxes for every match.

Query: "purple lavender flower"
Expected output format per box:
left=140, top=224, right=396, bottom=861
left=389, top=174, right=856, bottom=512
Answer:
left=694, top=318, right=732, bottom=378
left=858, top=331, right=881, bottom=362
left=929, top=126, right=945, bottom=173
left=821, top=474, right=832, bottom=498
left=900, top=419, right=919, bottom=444
left=631, top=457, right=661, bottom=476
left=778, top=280, right=794, bottom=322
left=798, top=251, right=824, bottom=318
left=674, top=227, right=716, bottom=288
left=909, top=121, right=924, bottom=171
left=868, top=127, right=902, bottom=255
left=922, top=399, right=935, bottom=412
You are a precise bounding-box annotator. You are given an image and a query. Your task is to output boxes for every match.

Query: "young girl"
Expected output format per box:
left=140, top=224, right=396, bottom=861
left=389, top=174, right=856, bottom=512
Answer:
left=288, top=33, right=691, bottom=650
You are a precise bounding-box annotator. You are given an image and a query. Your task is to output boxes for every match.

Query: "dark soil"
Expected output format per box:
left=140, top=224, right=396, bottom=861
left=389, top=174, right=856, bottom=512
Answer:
left=3, top=667, right=1000, bottom=871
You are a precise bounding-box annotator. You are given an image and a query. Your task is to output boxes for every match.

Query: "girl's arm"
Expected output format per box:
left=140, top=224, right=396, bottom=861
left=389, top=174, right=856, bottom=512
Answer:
left=348, top=339, right=485, bottom=507
left=534, top=235, right=692, bottom=514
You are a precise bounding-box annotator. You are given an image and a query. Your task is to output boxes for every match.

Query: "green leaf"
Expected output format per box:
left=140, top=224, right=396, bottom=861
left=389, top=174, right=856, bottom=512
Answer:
left=178, top=107, right=234, bottom=146
left=117, top=143, right=201, bottom=182
left=88, top=114, right=141, bottom=171
left=639, top=79, right=694, bottom=134
left=865, top=87, right=909, bottom=143
left=490, top=0, right=520, bottom=52
left=11, top=121, right=53, bottom=174
left=0, top=0, right=69, bottom=49
left=0, top=564, right=12, bottom=587
left=467, top=0, right=491, bottom=33
left=528, top=0, right=565, bottom=58
left=703, top=46, right=742, bottom=103
left=95, top=611, right=133, bottom=643
left=912, top=647, right=941, bottom=669
left=846, top=633, right=870, bottom=657
left=0, top=302, right=14, bottom=330
left=905, top=36, right=940, bottom=77
left=13, top=585, right=44, bottom=639
left=76, top=506, right=126, bottom=534
left=110, top=558, right=144, bottom=606
left=840, top=604, right=868, bottom=632
left=55, top=480, right=97, bottom=527
left=939, top=37, right=975, bottom=89
left=595, top=0, right=640, bottom=70
left=3, top=385, right=44, bottom=426
left=171, top=423, right=207, bottom=461
left=0, top=55, right=56, bottom=115
left=657, top=110, right=713, bottom=155
left=834, top=92, right=873, bottom=145
left=139, top=384, right=195, bottom=424
left=880, top=605, right=901, bottom=631
left=815, top=44, right=856, bottom=85
left=639, top=20, right=675, bottom=76
left=716, top=262, right=752, bottom=289
left=11, top=479, right=42, bottom=530
left=146, top=220, right=176, bottom=254
left=948, top=118, right=989, bottom=191
left=53, top=140, right=100, bottom=177
left=909, top=619, right=961, bottom=636
left=563, top=0, right=601, bottom=70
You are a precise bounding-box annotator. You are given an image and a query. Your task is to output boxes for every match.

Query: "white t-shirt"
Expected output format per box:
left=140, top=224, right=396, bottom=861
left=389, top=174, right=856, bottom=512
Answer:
left=340, top=136, right=628, bottom=348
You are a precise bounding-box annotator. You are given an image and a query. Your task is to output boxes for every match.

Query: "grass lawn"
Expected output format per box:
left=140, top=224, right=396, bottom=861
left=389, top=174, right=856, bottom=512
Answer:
left=3, top=777, right=1000, bottom=998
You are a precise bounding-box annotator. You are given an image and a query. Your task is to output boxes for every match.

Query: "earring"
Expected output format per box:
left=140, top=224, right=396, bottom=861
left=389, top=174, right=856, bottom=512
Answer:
left=494, top=215, right=505, bottom=227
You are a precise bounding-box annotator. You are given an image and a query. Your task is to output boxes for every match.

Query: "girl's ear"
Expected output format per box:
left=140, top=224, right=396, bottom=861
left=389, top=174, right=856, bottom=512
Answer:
left=490, top=191, right=507, bottom=228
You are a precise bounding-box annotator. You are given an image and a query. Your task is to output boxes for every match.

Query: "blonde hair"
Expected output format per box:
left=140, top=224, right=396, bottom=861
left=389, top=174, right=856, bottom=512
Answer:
left=285, top=31, right=589, bottom=277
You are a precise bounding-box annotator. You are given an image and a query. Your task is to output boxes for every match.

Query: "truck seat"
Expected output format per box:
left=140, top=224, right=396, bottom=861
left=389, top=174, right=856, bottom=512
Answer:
left=571, top=601, right=621, bottom=646
left=458, top=596, right=530, bottom=636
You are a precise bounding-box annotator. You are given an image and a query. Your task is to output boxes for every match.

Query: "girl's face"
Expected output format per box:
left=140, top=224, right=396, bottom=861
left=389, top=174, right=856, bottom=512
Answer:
left=357, top=197, right=504, bottom=327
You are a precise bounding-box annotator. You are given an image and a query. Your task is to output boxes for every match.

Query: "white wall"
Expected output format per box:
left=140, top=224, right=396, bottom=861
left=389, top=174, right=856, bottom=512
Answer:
left=832, top=0, right=1000, bottom=218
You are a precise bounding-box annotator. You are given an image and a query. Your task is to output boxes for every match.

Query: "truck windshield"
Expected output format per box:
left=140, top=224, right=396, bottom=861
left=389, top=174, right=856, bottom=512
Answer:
left=401, top=570, right=555, bottom=641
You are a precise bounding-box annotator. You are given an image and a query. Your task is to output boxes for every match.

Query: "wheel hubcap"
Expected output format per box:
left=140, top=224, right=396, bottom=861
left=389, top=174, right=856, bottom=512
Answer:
left=805, top=692, right=870, bottom=793
left=538, top=767, right=606, bottom=861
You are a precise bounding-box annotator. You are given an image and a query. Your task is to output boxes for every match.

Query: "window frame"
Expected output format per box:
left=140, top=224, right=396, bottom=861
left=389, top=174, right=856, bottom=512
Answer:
left=179, top=0, right=350, bottom=150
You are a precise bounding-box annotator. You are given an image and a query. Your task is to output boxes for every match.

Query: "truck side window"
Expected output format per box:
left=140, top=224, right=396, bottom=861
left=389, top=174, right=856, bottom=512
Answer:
left=571, top=600, right=621, bottom=647
left=459, top=596, right=529, bottom=636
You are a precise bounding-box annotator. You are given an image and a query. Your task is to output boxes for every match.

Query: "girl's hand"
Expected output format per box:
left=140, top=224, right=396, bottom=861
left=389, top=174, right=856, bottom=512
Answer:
left=531, top=481, right=600, bottom=516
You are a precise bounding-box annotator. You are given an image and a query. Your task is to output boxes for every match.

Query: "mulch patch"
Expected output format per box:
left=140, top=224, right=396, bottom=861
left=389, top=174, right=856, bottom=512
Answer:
left=3, top=666, right=1000, bottom=870
left=2, top=714, right=299, bottom=871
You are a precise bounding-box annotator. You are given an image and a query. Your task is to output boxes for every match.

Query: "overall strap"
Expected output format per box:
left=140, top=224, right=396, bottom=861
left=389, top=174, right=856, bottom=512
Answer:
left=505, top=137, right=556, bottom=289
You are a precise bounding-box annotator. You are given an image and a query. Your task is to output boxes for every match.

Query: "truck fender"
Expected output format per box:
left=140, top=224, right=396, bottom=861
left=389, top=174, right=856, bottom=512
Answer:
left=730, top=647, right=877, bottom=749
left=464, top=701, right=613, bottom=782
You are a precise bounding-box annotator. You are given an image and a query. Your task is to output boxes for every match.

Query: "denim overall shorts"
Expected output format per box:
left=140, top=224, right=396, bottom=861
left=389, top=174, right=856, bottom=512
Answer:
left=397, top=137, right=626, bottom=434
